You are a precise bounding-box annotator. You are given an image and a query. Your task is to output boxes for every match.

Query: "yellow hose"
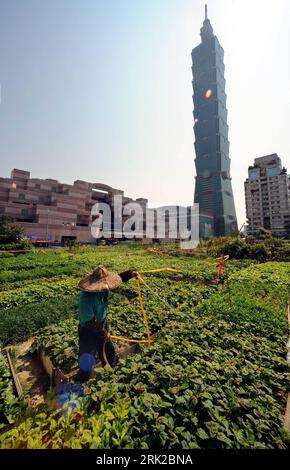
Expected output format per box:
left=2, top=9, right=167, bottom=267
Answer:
left=214, top=255, right=230, bottom=261
left=102, top=334, right=151, bottom=367
left=102, top=340, right=110, bottom=367
left=140, top=268, right=182, bottom=274
left=111, top=336, right=150, bottom=344
left=102, top=267, right=186, bottom=367
left=136, top=276, right=152, bottom=347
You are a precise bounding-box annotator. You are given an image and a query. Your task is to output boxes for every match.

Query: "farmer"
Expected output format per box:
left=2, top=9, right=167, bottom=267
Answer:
left=75, top=266, right=139, bottom=383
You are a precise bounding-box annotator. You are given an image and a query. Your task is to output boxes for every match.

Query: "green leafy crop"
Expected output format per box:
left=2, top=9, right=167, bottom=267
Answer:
left=0, top=352, right=26, bottom=428
left=0, top=246, right=289, bottom=449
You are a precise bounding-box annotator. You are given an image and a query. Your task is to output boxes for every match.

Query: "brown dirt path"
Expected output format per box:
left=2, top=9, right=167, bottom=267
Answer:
left=13, top=338, right=50, bottom=408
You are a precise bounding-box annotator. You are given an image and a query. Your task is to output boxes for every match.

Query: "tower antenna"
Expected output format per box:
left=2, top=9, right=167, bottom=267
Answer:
left=205, top=4, right=208, bottom=20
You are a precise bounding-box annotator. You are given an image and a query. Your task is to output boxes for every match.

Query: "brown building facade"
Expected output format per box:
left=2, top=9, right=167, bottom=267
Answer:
left=0, top=169, right=148, bottom=244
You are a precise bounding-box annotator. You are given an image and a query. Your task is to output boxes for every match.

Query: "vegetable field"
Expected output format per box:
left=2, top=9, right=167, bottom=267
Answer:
left=0, top=352, right=25, bottom=428
left=0, top=243, right=289, bottom=449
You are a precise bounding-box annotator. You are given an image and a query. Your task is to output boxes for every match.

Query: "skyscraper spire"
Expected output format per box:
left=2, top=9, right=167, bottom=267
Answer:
left=200, top=4, right=214, bottom=42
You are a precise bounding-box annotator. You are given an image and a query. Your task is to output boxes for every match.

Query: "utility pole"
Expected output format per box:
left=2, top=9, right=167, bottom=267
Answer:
left=46, top=208, right=50, bottom=242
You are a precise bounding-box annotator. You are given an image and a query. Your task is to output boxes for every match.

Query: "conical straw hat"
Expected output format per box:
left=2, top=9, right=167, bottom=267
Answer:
left=78, top=265, right=122, bottom=292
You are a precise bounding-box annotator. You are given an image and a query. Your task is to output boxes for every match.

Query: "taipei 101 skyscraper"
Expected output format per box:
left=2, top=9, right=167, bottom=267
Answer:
left=192, top=5, right=238, bottom=236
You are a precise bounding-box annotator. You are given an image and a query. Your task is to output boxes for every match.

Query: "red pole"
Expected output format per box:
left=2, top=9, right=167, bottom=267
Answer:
left=215, top=256, right=225, bottom=284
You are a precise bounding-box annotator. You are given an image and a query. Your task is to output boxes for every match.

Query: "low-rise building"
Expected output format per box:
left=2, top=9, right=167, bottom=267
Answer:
left=0, top=169, right=148, bottom=245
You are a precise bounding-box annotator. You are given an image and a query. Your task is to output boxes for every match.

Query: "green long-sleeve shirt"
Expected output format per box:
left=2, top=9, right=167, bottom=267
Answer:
left=78, top=290, right=109, bottom=326
left=78, top=270, right=135, bottom=326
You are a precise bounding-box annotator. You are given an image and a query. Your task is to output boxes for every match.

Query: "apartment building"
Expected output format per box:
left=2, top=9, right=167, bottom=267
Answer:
left=244, top=154, right=290, bottom=237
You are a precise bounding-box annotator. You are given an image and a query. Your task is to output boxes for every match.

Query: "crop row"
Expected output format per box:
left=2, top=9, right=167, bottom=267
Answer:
left=0, top=262, right=90, bottom=285
left=228, top=262, right=290, bottom=299
left=197, top=262, right=290, bottom=337
left=0, top=244, right=136, bottom=269
left=0, top=352, right=26, bottom=427
left=0, top=297, right=78, bottom=346
left=0, top=252, right=70, bottom=270
left=0, top=278, right=78, bottom=310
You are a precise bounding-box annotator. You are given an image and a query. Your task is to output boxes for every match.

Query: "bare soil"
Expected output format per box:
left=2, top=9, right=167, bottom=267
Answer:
left=13, top=338, right=50, bottom=408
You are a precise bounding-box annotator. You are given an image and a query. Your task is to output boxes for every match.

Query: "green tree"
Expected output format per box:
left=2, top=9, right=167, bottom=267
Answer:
left=0, top=216, right=25, bottom=245
left=257, top=227, right=272, bottom=240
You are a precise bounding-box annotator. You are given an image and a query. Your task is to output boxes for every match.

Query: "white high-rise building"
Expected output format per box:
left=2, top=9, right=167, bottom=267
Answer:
left=245, top=154, right=290, bottom=237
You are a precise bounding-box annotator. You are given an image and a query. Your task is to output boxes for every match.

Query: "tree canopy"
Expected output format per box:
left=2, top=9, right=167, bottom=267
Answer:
left=0, top=216, right=25, bottom=245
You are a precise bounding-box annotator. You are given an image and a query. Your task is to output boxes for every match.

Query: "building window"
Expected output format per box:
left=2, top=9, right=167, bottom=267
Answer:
left=249, top=170, right=260, bottom=181
left=35, top=184, right=41, bottom=189
left=21, top=209, right=28, bottom=216
left=19, top=194, right=25, bottom=200
left=77, top=214, right=89, bottom=227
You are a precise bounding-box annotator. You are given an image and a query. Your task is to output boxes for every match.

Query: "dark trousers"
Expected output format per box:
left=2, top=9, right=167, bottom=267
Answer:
left=75, top=323, right=116, bottom=383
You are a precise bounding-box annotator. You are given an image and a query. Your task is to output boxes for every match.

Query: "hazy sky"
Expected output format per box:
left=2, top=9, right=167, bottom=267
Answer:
left=0, top=0, right=289, bottom=226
